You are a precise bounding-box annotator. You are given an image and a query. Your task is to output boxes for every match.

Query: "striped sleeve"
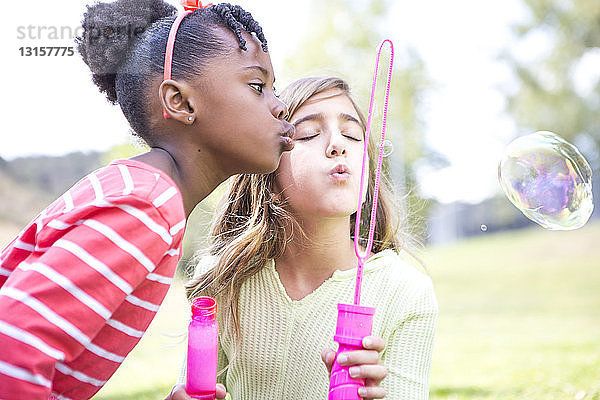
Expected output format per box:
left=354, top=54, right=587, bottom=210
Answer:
left=0, top=195, right=174, bottom=399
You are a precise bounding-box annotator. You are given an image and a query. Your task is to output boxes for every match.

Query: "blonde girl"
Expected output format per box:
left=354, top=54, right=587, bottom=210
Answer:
left=171, top=76, right=438, bottom=400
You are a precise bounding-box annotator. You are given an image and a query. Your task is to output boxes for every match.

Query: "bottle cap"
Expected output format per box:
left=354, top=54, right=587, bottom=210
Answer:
left=191, top=296, right=217, bottom=320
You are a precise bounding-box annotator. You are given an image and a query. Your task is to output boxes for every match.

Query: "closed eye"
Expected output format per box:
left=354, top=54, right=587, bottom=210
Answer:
left=295, top=134, right=318, bottom=141
left=344, top=135, right=362, bottom=142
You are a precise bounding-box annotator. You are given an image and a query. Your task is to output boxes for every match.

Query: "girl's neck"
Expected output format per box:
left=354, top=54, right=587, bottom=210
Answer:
left=132, top=146, right=228, bottom=218
left=274, top=216, right=363, bottom=300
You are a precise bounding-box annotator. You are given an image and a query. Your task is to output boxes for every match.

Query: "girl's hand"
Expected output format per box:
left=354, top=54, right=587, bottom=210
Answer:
left=164, top=383, right=227, bottom=400
left=321, top=336, right=388, bottom=399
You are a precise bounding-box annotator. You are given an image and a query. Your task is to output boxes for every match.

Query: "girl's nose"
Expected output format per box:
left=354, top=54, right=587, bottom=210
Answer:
left=273, top=97, right=289, bottom=120
left=327, top=136, right=347, bottom=157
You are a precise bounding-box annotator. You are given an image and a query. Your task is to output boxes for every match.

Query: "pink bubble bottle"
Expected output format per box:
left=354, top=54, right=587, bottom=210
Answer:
left=186, top=296, right=219, bottom=400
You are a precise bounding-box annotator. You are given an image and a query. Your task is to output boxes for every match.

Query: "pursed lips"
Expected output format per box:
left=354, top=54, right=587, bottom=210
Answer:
left=280, top=123, right=295, bottom=139
left=329, top=164, right=350, bottom=180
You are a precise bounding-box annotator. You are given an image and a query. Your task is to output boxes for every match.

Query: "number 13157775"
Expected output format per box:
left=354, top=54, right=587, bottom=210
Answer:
left=19, top=47, right=75, bottom=56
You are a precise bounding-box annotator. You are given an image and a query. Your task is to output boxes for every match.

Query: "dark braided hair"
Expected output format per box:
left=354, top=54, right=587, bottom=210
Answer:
left=76, top=0, right=269, bottom=145
left=214, top=4, right=267, bottom=52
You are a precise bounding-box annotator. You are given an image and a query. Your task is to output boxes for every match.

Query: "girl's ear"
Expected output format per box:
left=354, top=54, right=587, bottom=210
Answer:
left=159, top=79, right=202, bottom=124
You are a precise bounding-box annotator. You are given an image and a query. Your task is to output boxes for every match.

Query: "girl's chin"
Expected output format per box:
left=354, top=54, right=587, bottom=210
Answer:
left=307, top=207, right=357, bottom=219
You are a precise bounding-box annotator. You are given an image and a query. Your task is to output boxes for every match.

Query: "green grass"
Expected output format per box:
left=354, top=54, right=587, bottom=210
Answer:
left=3, top=220, right=599, bottom=399
left=426, top=221, right=600, bottom=399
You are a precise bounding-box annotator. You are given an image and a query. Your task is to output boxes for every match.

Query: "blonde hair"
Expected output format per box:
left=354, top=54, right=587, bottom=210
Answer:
left=185, top=76, right=410, bottom=362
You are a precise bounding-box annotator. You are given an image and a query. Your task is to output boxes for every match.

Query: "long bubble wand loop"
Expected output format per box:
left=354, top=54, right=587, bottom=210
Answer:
left=353, top=39, right=394, bottom=306
left=328, top=39, right=395, bottom=400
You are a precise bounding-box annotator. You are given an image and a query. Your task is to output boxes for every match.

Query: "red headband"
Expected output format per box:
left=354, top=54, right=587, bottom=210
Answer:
left=162, top=1, right=213, bottom=119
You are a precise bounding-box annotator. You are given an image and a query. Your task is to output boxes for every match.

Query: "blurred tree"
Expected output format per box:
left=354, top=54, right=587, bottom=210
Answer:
left=6, top=152, right=102, bottom=198
left=503, top=0, right=600, bottom=166
left=0, top=167, right=53, bottom=226
left=101, top=141, right=149, bottom=165
left=281, top=0, right=437, bottom=241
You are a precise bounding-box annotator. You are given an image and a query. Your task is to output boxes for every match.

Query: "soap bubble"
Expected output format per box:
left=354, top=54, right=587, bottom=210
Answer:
left=480, top=224, right=488, bottom=232
left=376, top=139, right=394, bottom=158
left=498, top=131, right=594, bottom=230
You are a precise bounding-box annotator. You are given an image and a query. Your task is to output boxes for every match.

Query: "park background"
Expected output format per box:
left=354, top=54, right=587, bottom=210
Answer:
left=1, top=0, right=599, bottom=398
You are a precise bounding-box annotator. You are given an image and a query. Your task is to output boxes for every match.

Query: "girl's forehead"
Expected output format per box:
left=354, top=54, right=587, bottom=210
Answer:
left=295, top=90, right=357, bottom=117
left=217, top=27, right=273, bottom=72
left=305, top=89, right=346, bottom=105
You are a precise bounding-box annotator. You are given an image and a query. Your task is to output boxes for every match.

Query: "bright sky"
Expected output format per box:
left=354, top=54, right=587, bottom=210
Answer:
left=1, top=0, right=560, bottom=204
left=387, top=0, right=528, bottom=203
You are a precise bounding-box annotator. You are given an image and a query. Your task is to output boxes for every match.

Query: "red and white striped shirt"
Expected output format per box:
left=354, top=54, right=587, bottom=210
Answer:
left=0, top=159, right=186, bottom=399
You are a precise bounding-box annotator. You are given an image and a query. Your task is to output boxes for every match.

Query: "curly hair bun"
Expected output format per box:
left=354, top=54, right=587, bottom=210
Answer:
left=76, top=0, right=176, bottom=102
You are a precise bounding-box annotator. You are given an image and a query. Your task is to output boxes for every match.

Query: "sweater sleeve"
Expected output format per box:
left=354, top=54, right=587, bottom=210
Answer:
left=381, top=279, right=439, bottom=399
left=0, top=196, right=174, bottom=399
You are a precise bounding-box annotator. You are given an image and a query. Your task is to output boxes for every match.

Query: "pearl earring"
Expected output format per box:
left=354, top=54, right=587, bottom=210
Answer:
left=188, top=116, right=193, bottom=122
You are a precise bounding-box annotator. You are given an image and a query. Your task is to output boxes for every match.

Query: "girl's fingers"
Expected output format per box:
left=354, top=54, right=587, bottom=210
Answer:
left=362, top=336, right=386, bottom=352
left=336, top=349, right=381, bottom=366
left=337, top=336, right=385, bottom=367
left=321, top=348, right=336, bottom=373
left=169, top=384, right=191, bottom=400
left=358, top=385, right=387, bottom=399
left=216, top=383, right=227, bottom=399
left=167, top=383, right=227, bottom=400
left=348, top=364, right=388, bottom=381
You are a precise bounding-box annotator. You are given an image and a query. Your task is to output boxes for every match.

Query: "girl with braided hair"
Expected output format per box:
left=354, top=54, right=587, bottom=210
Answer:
left=0, top=0, right=293, bottom=398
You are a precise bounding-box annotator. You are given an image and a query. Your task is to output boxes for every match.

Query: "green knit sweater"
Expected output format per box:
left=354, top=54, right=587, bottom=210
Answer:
left=179, top=249, right=438, bottom=399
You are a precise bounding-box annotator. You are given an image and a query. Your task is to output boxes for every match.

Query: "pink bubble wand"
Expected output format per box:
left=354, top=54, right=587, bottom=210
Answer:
left=328, top=39, right=394, bottom=400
